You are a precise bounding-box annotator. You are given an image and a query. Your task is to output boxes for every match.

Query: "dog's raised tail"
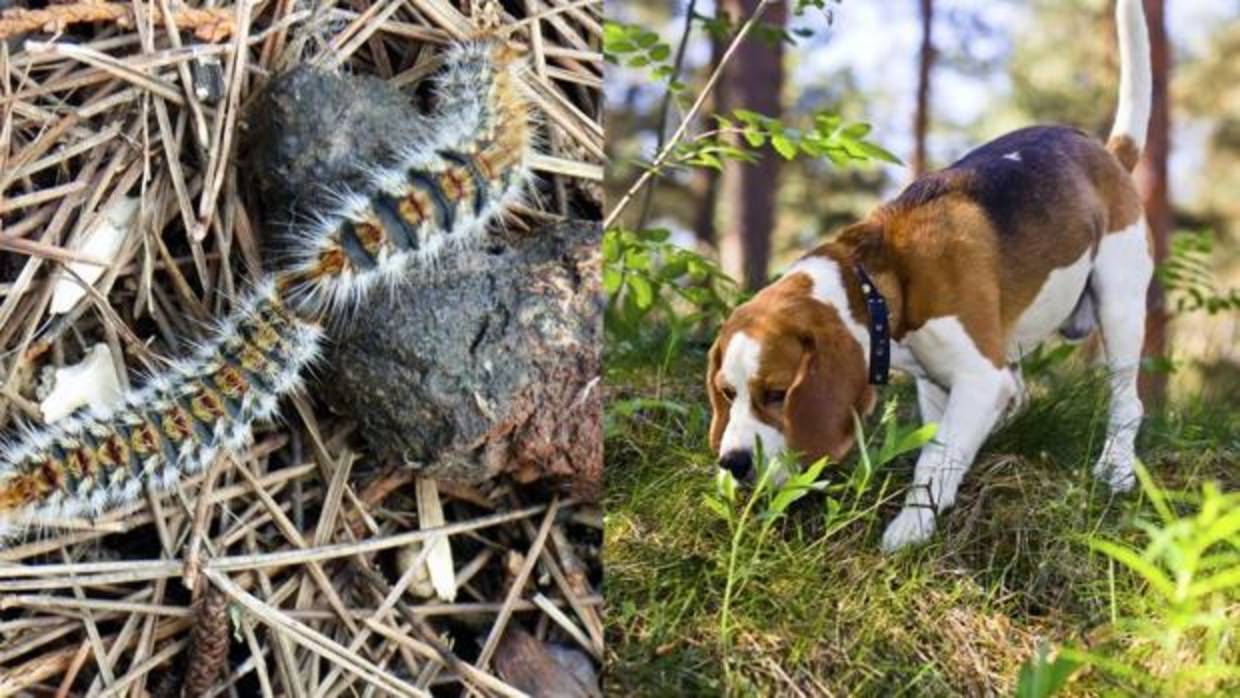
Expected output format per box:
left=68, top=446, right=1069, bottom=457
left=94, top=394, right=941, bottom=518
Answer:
left=1107, top=0, right=1151, bottom=171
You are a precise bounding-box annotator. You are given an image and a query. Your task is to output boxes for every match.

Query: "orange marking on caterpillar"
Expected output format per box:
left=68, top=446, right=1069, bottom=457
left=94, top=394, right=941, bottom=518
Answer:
left=98, top=434, right=129, bottom=468
left=0, top=474, right=46, bottom=511
left=399, top=190, right=434, bottom=227
left=161, top=406, right=194, bottom=444
left=40, top=458, right=65, bottom=489
left=354, top=220, right=386, bottom=256
left=213, top=366, right=249, bottom=399
left=131, top=421, right=162, bottom=458
left=249, top=317, right=284, bottom=353
left=316, top=247, right=347, bottom=279
left=439, top=167, right=474, bottom=203
left=67, top=446, right=98, bottom=478
left=238, top=344, right=270, bottom=374
left=191, top=389, right=227, bottom=423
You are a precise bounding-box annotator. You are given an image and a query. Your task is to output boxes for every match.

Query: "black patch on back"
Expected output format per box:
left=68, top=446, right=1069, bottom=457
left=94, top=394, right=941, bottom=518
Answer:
left=891, top=125, right=1091, bottom=236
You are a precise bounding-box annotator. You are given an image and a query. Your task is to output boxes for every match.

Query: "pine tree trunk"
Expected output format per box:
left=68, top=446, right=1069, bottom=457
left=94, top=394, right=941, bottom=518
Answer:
left=692, top=27, right=728, bottom=249
left=912, top=0, right=935, bottom=176
left=719, top=0, right=785, bottom=291
left=1136, top=0, right=1170, bottom=404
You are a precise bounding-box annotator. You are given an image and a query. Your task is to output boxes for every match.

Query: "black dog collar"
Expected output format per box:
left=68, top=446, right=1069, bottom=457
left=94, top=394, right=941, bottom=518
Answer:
left=853, top=264, right=890, bottom=385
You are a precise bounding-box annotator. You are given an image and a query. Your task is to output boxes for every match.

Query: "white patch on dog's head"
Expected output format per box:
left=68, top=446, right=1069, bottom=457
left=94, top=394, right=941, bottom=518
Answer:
left=717, top=332, right=787, bottom=466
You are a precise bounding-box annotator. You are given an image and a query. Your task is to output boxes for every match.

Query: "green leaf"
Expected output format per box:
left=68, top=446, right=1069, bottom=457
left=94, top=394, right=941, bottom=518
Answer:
left=635, top=30, right=660, bottom=48
left=734, top=109, right=764, bottom=124
left=603, top=268, right=623, bottom=295
left=771, top=134, right=797, bottom=160
left=887, top=423, right=938, bottom=463
left=703, top=495, right=731, bottom=522
left=628, top=274, right=655, bottom=309
left=650, top=45, right=671, bottom=61
left=1015, top=644, right=1080, bottom=698
left=853, top=140, right=904, bottom=165
left=840, top=122, right=872, bottom=139
left=742, top=127, right=766, bottom=148
left=1087, top=538, right=1177, bottom=600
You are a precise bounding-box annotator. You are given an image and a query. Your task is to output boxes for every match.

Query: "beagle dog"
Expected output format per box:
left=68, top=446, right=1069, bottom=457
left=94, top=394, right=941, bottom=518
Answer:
left=707, top=0, right=1154, bottom=551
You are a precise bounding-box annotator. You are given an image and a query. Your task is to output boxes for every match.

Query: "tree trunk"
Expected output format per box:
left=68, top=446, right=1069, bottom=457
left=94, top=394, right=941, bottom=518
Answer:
left=1136, top=0, right=1170, bottom=404
left=692, top=25, right=728, bottom=249
left=719, top=0, right=786, bottom=291
left=912, top=0, right=936, bottom=176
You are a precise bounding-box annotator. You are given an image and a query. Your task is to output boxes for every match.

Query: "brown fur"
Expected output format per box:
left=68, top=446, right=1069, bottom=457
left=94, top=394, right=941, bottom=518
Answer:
left=1106, top=134, right=1141, bottom=171
left=708, top=276, right=874, bottom=463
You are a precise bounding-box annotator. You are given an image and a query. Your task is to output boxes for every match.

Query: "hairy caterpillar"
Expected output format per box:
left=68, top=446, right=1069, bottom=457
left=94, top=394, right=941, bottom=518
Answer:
left=0, top=41, right=534, bottom=545
left=276, top=41, right=533, bottom=317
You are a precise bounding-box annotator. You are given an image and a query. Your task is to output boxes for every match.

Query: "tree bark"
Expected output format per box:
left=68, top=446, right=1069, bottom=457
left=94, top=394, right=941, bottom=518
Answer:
left=912, top=0, right=936, bottom=176
left=692, top=24, right=728, bottom=249
left=1136, top=0, right=1170, bottom=404
left=719, top=0, right=786, bottom=291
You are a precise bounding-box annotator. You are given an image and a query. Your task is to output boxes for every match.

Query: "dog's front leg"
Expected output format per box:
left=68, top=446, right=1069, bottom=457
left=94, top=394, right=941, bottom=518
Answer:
left=881, top=368, right=1016, bottom=551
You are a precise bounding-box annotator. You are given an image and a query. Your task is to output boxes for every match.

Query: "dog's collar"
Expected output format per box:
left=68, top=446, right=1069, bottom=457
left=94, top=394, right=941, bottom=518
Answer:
left=854, top=263, right=890, bottom=385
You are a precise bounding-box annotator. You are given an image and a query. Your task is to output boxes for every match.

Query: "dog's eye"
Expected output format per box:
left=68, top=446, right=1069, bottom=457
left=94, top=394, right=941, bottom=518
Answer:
left=721, top=386, right=737, bottom=402
left=765, top=389, right=787, bottom=406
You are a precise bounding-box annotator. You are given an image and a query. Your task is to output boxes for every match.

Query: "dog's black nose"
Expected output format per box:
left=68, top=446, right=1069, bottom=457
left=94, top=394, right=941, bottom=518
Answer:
left=718, top=450, right=753, bottom=480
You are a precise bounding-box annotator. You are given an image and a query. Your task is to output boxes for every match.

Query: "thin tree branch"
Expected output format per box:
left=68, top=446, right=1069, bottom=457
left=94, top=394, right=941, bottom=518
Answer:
left=604, top=0, right=776, bottom=230
left=635, top=0, right=699, bottom=231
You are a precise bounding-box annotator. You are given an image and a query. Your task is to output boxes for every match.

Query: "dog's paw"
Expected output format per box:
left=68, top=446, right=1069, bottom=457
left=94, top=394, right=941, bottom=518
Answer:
left=1093, top=450, right=1136, bottom=492
left=881, top=507, right=936, bottom=552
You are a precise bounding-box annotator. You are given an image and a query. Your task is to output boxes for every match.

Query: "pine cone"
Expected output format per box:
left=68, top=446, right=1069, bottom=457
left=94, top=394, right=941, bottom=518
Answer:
left=182, top=586, right=231, bottom=698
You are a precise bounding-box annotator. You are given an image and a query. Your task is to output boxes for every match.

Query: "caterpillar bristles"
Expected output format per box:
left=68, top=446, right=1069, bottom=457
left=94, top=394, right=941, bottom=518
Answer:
left=278, top=40, right=535, bottom=318
left=0, top=39, right=536, bottom=549
left=0, top=281, right=323, bottom=545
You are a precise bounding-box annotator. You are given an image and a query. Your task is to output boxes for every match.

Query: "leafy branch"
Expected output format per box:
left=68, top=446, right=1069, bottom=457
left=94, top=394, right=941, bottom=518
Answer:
left=672, top=109, right=902, bottom=170
left=604, top=0, right=781, bottom=229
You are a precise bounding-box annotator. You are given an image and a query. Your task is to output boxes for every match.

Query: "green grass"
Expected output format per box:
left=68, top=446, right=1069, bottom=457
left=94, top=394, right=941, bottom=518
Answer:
left=604, top=342, right=1239, bottom=696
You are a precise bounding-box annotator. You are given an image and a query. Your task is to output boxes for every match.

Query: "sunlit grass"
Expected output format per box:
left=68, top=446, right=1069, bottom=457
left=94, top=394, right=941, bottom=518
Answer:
left=604, top=344, right=1239, bottom=696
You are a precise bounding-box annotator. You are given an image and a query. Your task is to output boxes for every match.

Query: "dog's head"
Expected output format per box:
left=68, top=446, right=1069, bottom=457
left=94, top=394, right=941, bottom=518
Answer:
left=706, top=272, right=875, bottom=482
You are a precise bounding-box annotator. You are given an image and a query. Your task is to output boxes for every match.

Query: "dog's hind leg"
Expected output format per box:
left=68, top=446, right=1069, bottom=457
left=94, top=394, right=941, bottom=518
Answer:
left=1090, top=219, right=1154, bottom=491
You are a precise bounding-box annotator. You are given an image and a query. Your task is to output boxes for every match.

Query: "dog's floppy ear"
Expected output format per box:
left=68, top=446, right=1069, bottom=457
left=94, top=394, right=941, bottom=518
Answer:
left=706, top=337, right=728, bottom=452
left=784, top=317, right=872, bottom=463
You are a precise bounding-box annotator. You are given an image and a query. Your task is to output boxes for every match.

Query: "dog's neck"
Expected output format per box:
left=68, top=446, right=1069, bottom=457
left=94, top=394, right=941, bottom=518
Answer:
left=817, top=221, right=907, bottom=342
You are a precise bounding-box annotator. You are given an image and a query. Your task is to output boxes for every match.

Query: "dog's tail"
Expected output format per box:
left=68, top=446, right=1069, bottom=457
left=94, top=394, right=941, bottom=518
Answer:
left=1107, top=0, right=1151, bottom=171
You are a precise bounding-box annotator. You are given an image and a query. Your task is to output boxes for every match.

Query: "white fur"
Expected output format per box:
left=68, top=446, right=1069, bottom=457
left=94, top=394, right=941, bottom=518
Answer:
left=1090, top=220, right=1153, bottom=491
left=1110, top=0, right=1152, bottom=151
left=718, top=333, right=787, bottom=464
left=785, top=257, right=869, bottom=365
left=882, top=317, right=1019, bottom=551
left=1006, top=248, right=1093, bottom=361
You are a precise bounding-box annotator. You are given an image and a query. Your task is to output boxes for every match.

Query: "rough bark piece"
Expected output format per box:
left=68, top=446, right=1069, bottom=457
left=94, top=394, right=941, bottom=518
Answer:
left=242, top=65, right=420, bottom=247
left=322, top=221, right=602, bottom=499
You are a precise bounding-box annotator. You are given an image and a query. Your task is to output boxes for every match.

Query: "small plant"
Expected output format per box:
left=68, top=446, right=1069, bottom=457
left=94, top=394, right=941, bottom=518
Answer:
left=603, top=227, right=738, bottom=348
left=1156, top=229, right=1240, bottom=315
left=1017, top=463, right=1240, bottom=696
left=702, top=398, right=937, bottom=651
